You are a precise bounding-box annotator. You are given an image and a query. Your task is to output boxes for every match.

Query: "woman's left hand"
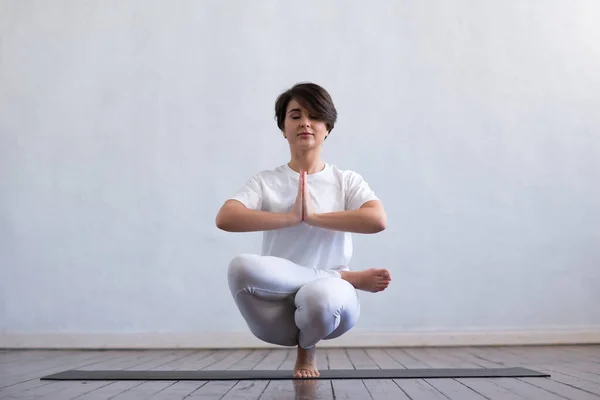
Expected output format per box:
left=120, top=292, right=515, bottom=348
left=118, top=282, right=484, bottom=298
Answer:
left=301, top=171, right=316, bottom=224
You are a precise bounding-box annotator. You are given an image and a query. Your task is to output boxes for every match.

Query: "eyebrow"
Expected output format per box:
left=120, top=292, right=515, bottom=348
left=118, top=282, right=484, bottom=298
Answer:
left=287, top=108, right=301, bottom=114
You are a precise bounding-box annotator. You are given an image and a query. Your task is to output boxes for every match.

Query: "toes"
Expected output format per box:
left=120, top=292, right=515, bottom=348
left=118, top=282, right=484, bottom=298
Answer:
left=377, top=270, right=391, bottom=280
left=295, top=369, right=319, bottom=378
left=376, top=282, right=389, bottom=291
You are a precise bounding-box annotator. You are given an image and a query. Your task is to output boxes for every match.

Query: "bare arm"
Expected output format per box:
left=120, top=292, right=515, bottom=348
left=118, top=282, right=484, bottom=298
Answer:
left=305, top=200, right=387, bottom=234
left=217, top=171, right=305, bottom=233
left=215, top=200, right=298, bottom=232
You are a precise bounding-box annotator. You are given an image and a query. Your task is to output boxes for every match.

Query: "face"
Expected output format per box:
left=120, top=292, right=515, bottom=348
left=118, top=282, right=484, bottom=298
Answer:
left=282, top=99, right=329, bottom=148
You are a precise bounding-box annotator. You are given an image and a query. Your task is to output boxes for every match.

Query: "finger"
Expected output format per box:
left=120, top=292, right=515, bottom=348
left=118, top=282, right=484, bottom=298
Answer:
left=302, top=172, right=308, bottom=200
left=303, top=174, right=307, bottom=218
left=300, top=171, right=305, bottom=219
left=303, top=172, right=308, bottom=194
left=303, top=175, right=308, bottom=206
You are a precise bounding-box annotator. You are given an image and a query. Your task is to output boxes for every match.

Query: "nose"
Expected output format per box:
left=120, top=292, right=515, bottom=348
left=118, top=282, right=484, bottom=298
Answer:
left=300, top=117, right=310, bottom=127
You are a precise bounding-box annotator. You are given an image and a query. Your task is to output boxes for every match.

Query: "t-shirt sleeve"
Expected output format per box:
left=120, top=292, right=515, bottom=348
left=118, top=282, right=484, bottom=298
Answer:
left=345, top=171, right=380, bottom=211
left=228, top=174, right=263, bottom=210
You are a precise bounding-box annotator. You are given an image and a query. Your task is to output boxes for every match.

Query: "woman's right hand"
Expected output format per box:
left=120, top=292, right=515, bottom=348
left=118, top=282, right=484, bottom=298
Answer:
left=216, top=171, right=306, bottom=232
left=288, top=171, right=304, bottom=225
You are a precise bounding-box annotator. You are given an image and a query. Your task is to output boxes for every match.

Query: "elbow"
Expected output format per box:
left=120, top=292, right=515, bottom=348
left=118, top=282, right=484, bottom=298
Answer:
left=372, top=217, right=387, bottom=233
left=216, top=200, right=247, bottom=232
left=216, top=220, right=228, bottom=232
left=361, top=201, right=387, bottom=233
left=370, top=211, right=387, bottom=233
left=215, top=213, right=233, bottom=232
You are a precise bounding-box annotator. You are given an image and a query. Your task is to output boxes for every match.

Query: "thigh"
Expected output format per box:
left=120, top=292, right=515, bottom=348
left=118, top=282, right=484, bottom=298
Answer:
left=227, top=253, right=340, bottom=301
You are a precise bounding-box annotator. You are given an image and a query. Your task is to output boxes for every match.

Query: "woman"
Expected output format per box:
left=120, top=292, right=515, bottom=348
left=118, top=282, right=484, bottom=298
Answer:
left=215, top=82, right=391, bottom=378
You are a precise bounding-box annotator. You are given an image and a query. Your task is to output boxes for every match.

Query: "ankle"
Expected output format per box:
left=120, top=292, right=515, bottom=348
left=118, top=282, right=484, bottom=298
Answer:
left=296, top=345, right=316, bottom=359
left=339, top=270, right=356, bottom=285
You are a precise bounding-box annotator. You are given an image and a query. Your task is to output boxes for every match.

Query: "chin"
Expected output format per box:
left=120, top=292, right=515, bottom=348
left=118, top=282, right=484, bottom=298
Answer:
left=295, top=142, right=318, bottom=149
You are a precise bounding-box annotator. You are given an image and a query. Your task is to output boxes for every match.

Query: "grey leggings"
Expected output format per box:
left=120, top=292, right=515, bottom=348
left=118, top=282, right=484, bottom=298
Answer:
left=227, top=254, right=360, bottom=348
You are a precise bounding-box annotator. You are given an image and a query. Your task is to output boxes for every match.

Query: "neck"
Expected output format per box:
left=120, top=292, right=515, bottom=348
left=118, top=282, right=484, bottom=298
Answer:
left=288, top=148, right=325, bottom=174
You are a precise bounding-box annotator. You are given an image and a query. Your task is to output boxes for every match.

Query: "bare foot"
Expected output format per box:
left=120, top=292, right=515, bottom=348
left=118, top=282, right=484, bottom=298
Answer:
left=293, top=346, right=319, bottom=378
left=340, top=268, right=391, bottom=292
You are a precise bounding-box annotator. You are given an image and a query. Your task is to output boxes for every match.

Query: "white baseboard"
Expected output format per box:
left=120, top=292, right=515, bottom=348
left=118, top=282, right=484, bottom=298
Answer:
left=1, top=327, right=599, bottom=349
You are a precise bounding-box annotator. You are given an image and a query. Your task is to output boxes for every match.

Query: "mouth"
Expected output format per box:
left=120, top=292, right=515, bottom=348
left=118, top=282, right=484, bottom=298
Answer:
left=298, top=132, right=314, bottom=136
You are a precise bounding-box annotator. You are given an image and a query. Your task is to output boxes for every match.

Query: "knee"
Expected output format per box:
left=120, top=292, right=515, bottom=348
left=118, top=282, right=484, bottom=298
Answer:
left=227, top=254, right=259, bottom=295
left=295, top=278, right=358, bottom=327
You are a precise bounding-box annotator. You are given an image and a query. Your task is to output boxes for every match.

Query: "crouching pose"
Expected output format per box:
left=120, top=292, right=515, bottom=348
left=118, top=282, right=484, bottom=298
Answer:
left=215, top=82, right=391, bottom=378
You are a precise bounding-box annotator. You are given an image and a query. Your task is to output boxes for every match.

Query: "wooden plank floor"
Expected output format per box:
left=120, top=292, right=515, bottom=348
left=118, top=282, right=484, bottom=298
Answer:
left=1, top=345, right=599, bottom=399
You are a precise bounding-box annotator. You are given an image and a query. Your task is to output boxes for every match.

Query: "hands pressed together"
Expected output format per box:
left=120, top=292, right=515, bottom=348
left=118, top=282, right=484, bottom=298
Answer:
left=289, top=171, right=317, bottom=226
left=283, top=170, right=385, bottom=234
left=216, top=168, right=385, bottom=234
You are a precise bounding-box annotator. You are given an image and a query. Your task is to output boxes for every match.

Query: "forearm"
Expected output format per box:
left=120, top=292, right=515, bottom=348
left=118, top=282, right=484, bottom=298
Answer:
left=216, top=207, right=295, bottom=232
left=307, top=207, right=387, bottom=234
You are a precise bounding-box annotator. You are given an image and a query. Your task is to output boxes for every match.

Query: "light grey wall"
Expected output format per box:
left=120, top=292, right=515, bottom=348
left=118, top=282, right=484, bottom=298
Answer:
left=1, top=1, right=599, bottom=340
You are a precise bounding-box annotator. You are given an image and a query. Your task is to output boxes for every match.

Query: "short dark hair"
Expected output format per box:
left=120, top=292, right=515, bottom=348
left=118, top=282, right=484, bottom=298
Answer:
left=274, top=82, right=338, bottom=133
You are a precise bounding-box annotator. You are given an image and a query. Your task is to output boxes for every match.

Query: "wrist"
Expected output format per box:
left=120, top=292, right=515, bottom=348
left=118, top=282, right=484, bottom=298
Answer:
left=304, top=212, right=319, bottom=226
left=286, top=211, right=302, bottom=227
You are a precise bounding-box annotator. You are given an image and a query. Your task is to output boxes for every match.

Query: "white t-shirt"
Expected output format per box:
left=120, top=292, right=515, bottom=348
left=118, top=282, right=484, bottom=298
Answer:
left=228, top=163, right=379, bottom=271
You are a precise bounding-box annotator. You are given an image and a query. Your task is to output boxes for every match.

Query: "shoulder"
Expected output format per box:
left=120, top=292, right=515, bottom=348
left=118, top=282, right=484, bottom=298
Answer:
left=327, top=164, right=369, bottom=187
left=245, top=164, right=290, bottom=185
left=254, top=164, right=289, bottom=179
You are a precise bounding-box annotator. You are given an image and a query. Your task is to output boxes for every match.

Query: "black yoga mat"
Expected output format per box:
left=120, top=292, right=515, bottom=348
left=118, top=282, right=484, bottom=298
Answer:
left=41, top=367, right=549, bottom=381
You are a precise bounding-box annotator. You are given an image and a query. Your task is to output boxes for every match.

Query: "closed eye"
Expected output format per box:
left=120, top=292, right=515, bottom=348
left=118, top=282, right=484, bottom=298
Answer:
left=290, top=115, right=318, bottom=120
